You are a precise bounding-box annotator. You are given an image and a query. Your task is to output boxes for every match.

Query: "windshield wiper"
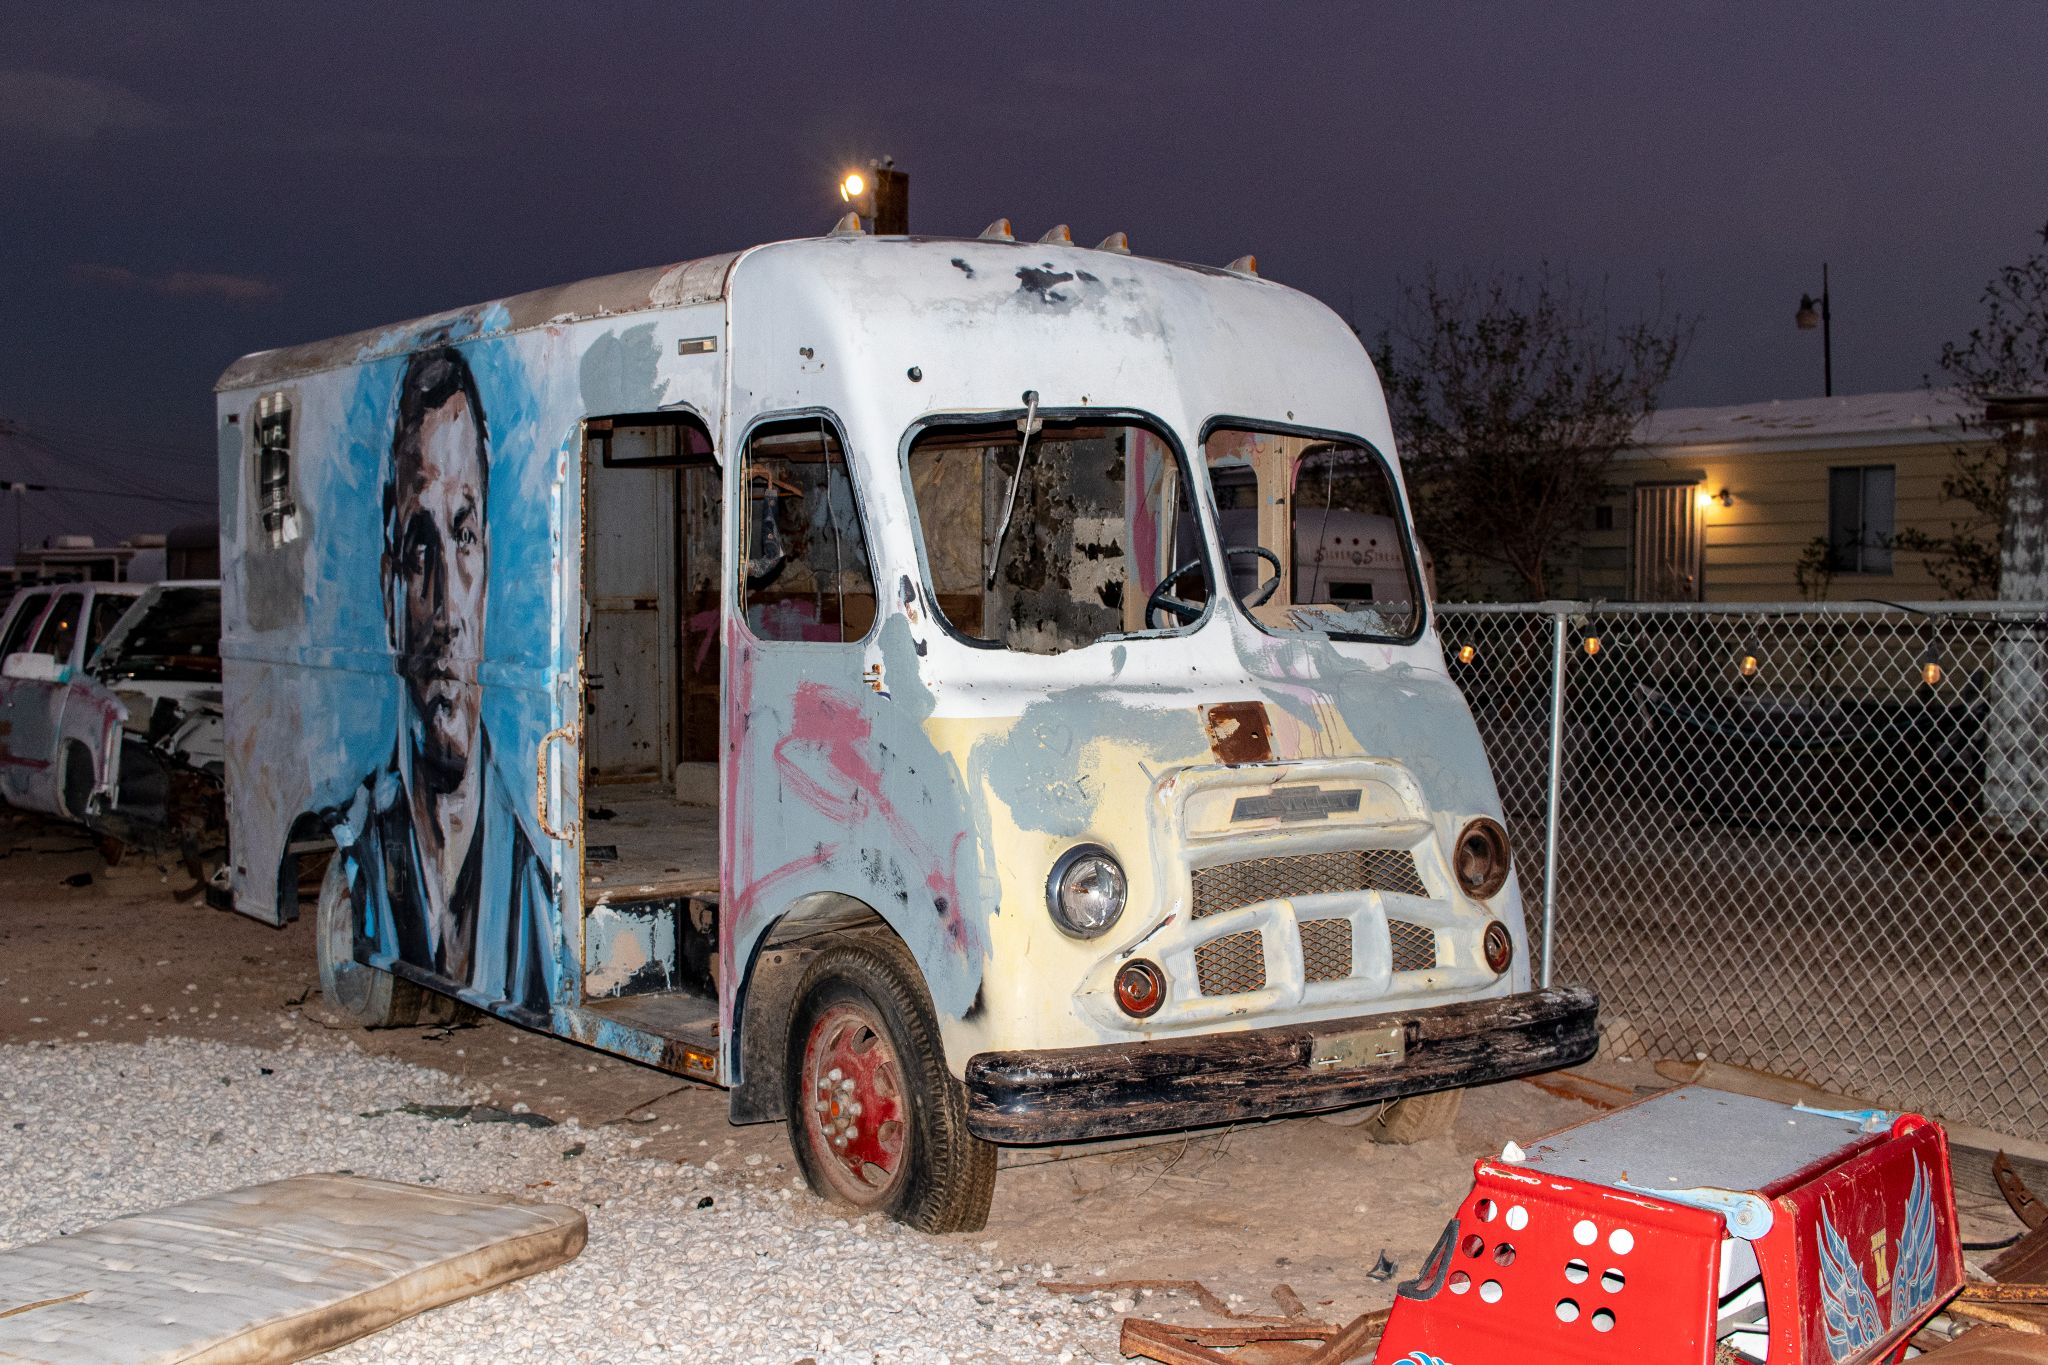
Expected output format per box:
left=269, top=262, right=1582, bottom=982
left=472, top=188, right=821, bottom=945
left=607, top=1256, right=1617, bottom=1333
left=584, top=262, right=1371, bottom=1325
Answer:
left=985, top=389, right=1041, bottom=589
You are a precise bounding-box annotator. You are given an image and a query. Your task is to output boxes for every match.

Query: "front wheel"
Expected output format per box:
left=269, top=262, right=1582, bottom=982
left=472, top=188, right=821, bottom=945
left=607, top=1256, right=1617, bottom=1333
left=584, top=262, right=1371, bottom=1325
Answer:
left=315, top=854, right=463, bottom=1028
left=1366, top=1087, right=1465, bottom=1144
left=784, top=938, right=996, bottom=1233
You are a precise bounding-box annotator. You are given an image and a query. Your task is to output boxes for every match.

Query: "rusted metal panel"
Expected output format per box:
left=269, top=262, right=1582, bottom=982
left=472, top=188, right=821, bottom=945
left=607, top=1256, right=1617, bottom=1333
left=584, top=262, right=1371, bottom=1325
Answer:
left=1203, top=699, right=1274, bottom=765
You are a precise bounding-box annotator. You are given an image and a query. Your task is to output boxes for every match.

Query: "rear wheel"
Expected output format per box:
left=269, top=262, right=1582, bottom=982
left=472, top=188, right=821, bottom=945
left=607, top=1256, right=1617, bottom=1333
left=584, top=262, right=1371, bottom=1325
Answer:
left=1366, top=1087, right=1465, bottom=1144
left=315, top=855, right=464, bottom=1028
left=784, top=938, right=996, bottom=1233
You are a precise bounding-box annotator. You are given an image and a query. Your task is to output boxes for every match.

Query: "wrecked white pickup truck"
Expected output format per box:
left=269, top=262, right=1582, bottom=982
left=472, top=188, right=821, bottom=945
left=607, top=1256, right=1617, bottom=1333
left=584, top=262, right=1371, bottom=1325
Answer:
left=0, top=580, right=224, bottom=859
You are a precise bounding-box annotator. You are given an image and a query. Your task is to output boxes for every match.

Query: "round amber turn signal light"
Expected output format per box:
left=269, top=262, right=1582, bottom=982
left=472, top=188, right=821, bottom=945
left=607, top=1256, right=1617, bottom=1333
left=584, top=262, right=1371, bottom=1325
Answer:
left=1115, top=959, right=1165, bottom=1018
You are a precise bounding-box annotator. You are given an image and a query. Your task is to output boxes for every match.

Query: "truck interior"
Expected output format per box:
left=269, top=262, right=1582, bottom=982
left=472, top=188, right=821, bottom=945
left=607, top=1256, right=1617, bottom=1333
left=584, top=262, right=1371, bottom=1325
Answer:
left=576, top=414, right=880, bottom=1049
left=578, top=412, right=723, bottom=1034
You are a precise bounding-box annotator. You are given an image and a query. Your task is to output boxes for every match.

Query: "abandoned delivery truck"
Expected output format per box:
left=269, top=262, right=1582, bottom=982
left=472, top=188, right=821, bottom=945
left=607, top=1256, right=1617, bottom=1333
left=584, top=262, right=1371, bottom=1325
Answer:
left=215, top=223, right=1597, bottom=1231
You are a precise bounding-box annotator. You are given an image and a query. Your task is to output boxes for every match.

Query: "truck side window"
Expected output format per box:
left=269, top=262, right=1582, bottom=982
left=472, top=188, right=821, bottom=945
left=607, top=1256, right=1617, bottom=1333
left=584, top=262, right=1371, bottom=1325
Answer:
left=0, top=595, right=47, bottom=659
left=84, top=593, right=132, bottom=661
left=253, top=391, right=297, bottom=548
left=31, top=590, right=85, bottom=662
left=739, top=418, right=875, bottom=643
left=1202, top=427, right=1424, bottom=642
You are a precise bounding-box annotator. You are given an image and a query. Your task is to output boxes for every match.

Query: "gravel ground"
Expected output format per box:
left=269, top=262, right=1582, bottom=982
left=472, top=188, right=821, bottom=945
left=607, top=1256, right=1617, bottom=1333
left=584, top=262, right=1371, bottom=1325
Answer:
left=0, top=1036, right=1121, bottom=1364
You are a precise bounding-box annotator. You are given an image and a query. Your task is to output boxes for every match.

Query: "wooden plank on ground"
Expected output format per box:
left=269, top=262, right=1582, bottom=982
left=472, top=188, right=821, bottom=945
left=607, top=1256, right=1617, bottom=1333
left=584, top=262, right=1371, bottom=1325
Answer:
left=1917, top=1327, right=2048, bottom=1361
left=0, top=1172, right=585, bottom=1364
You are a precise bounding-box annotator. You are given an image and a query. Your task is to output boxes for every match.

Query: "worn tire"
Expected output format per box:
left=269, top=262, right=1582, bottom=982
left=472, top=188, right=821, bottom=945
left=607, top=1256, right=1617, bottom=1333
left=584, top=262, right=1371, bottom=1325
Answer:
left=1366, top=1088, right=1465, bottom=1144
left=784, top=937, right=996, bottom=1234
left=315, top=854, right=455, bottom=1028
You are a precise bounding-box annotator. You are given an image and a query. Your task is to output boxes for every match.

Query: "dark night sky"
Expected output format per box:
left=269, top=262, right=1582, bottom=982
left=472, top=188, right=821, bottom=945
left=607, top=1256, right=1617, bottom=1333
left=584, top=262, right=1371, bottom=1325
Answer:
left=2, top=1, right=2042, bottom=557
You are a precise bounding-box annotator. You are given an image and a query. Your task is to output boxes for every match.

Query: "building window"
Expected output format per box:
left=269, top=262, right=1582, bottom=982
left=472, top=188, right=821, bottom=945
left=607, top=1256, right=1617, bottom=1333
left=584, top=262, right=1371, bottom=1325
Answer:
left=1827, top=465, right=1894, bottom=574
left=1593, top=503, right=1615, bottom=532
left=253, top=391, right=297, bottom=548
left=739, top=417, right=875, bottom=643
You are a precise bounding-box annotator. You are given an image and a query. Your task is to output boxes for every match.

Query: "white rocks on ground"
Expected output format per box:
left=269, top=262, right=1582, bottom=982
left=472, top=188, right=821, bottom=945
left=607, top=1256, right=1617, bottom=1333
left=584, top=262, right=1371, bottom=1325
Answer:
left=0, top=1037, right=1118, bottom=1364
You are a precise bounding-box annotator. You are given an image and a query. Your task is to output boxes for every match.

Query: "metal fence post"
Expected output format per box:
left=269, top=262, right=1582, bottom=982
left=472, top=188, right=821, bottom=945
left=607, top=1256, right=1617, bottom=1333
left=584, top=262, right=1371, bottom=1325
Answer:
left=1540, top=607, right=1568, bottom=989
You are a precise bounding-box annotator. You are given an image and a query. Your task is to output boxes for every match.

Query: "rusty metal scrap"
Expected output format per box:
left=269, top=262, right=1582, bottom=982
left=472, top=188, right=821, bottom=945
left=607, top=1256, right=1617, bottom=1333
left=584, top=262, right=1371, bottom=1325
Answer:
left=1997, top=1153, right=2047, bottom=1230
left=1966, top=1283, right=2048, bottom=1305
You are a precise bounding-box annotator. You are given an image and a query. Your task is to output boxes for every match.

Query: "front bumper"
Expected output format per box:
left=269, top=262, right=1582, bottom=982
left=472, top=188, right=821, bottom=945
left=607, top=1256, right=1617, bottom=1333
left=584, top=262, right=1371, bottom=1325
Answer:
left=963, top=986, right=1598, bottom=1143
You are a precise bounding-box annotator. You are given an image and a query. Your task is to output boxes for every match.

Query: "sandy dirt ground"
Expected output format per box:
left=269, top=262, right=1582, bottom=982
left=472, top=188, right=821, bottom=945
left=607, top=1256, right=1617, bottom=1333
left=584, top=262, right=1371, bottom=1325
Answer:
left=0, top=807, right=2034, bottom=1332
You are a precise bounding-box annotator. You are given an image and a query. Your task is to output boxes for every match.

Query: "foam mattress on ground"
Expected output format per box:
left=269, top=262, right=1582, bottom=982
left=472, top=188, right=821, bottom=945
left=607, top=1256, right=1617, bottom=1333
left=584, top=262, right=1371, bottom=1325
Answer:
left=0, top=1172, right=586, bottom=1364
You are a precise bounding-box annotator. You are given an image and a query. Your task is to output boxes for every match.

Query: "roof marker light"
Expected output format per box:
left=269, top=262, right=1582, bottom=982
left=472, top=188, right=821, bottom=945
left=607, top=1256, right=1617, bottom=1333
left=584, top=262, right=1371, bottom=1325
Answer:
left=1225, top=254, right=1259, bottom=278
left=1038, top=224, right=1073, bottom=245
left=980, top=218, right=1015, bottom=242
left=1095, top=232, right=1131, bottom=254
left=829, top=212, right=865, bottom=237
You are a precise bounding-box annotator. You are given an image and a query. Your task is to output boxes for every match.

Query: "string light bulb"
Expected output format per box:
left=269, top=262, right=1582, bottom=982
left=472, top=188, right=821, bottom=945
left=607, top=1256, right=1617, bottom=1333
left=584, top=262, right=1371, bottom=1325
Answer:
left=1739, top=654, right=1760, bottom=679
left=1581, top=634, right=1603, bottom=658
left=1456, top=644, right=1477, bottom=665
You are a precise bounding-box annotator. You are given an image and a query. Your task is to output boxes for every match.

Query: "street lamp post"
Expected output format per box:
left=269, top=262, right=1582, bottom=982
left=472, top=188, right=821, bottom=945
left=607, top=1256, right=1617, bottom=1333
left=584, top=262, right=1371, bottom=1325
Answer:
left=838, top=157, right=909, bottom=235
left=1795, top=263, right=1833, bottom=397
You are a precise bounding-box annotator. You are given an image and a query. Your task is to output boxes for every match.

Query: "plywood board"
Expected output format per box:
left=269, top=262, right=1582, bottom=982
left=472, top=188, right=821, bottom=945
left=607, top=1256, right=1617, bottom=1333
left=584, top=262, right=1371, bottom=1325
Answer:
left=0, top=1172, right=585, bottom=1364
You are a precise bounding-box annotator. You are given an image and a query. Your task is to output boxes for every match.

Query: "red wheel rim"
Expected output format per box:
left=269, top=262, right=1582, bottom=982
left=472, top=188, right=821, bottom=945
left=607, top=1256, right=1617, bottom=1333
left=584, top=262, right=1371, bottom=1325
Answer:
left=799, top=1001, right=909, bottom=1205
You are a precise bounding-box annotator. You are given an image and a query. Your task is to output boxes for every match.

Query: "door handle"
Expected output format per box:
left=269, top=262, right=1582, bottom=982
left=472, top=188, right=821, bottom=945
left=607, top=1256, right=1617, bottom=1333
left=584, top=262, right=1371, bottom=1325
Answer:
left=536, top=724, right=581, bottom=842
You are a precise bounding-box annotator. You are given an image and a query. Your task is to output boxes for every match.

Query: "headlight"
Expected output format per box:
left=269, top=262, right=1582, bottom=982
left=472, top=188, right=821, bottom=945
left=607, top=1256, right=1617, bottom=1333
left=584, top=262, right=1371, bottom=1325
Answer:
left=1453, top=818, right=1511, bottom=900
left=1046, top=844, right=1127, bottom=938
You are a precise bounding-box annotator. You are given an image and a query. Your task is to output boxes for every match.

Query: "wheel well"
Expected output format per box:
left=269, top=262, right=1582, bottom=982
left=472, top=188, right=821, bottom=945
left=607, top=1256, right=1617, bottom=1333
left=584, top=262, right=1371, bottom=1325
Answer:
left=273, top=811, right=334, bottom=925
left=728, top=893, right=903, bottom=1125
left=59, top=739, right=95, bottom=821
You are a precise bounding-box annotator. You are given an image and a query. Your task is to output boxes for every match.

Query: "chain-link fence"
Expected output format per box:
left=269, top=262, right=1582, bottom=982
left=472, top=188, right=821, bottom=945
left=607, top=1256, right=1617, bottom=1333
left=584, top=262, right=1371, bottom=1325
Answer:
left=1436, top=600, right=2048, bottom=1142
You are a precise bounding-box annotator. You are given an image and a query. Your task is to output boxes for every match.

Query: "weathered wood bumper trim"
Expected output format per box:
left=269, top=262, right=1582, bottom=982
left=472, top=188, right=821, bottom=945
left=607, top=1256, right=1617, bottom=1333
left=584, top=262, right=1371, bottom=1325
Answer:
left=964, top=986, right=1599, bottom=1144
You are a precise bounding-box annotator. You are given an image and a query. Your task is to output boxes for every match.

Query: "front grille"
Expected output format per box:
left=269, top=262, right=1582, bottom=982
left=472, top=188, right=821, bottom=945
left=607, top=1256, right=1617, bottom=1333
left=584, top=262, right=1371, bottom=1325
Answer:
left=1300, top=918, right=1354, bottom=982
left=1389, top=919, right=1438, bottom=973
left=1194, top=929, right=1267, bottom=996
left=1192, top=848, right=1428, bottom=919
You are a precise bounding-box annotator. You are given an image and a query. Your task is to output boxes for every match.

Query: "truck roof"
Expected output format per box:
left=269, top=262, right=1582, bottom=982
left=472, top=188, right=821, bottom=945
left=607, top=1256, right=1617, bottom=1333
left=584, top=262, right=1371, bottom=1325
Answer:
left=214, top=232, right=1282, bottom=394
left=216, top=250, right=743, bottom=392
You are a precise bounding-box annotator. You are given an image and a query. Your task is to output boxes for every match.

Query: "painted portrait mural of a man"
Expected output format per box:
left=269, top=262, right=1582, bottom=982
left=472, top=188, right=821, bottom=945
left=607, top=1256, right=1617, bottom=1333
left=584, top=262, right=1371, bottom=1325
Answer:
left=333, top=343, right=556, bottom=1020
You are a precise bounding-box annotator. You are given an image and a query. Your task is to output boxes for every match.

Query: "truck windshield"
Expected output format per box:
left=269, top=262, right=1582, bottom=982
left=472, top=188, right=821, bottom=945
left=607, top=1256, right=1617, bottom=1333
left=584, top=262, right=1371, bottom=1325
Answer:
left=907, top=416, right=1210, bottom=655
left=1195, top=426, right=1423, bottom=642
left=93, top=586, right=223, bottom=682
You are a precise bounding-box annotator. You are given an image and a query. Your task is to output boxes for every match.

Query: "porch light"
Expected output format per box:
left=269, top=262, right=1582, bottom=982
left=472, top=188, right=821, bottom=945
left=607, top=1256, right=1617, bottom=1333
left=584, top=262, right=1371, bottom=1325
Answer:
left=839, top=171, right=866, bottom=202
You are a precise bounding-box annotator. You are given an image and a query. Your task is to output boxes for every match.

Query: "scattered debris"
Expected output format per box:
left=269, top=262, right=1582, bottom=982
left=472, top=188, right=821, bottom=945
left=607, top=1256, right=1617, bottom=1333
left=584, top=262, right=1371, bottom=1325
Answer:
left=1119, top=1309, right=1385, bottom=1364
left=1998, top=1152, right=2048, bottom=1229
left=357, top=1102, right=559, bottom=1129
left=1520, top=1067, right=1635, bottom=1111
left=1364, top=1251, right=1397, bottom=1283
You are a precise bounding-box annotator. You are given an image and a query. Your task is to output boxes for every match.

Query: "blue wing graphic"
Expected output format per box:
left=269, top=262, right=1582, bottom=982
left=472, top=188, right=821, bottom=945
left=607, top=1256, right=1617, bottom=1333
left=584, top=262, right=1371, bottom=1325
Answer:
left=1890, top=1158, right=1940, bottom=1330
left=1391, top=1355, right=1449, bottom=1365
left=1818, top=1200, right=1884, bottom=1360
